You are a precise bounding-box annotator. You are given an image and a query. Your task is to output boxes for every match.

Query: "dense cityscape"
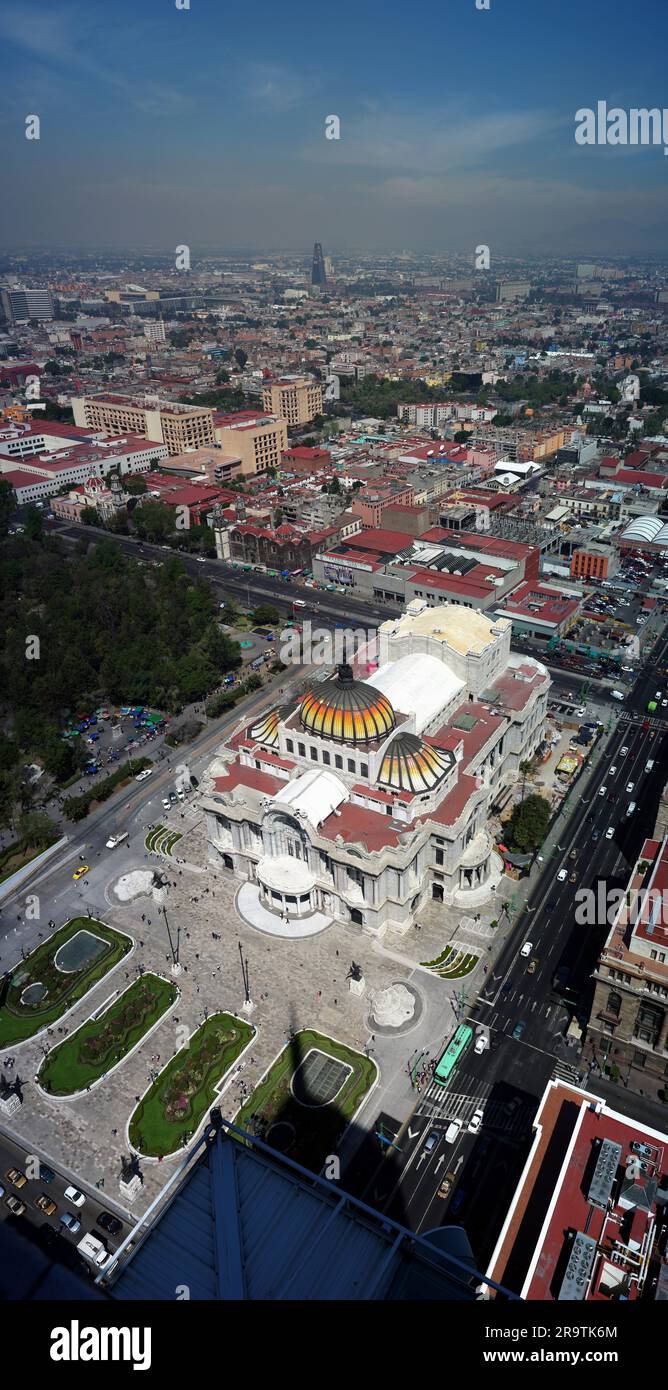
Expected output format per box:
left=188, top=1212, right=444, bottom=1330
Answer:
left=0, top=0, right=667, bottom=1358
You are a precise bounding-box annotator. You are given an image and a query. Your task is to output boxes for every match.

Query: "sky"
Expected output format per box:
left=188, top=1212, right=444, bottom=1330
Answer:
left=1, top=0, right=667, bottom=256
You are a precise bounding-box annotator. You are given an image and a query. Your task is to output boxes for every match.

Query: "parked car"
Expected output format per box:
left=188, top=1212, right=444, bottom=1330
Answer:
left=63, top=1185, right=86, bottom=1207
left=5, top=1167, right=27, bottom=1188
left=60, top=1211, right=82, bottom=1233
left=5, top=1194, right=26, bottom=1216
left=97, top=1211, right=123, bottom=1237
left=512, top=1021, right=526, bottom=1040
left=34, top=1193, right=57, bottom=1216
left=135, top=768, right=152, bottom=782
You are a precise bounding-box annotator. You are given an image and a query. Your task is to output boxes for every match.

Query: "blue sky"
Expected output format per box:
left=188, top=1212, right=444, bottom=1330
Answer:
left=1, top=0, right=667, bottom=253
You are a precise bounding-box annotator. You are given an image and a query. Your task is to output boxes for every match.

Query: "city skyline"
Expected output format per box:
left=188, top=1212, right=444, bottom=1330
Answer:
left=0, top=0, right=667, bottom=255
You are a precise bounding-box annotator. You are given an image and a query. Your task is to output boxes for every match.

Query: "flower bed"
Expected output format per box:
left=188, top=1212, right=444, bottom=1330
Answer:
left=38, top=973, right=177, bottom=1095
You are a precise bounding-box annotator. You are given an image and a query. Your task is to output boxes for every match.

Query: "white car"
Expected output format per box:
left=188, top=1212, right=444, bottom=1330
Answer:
left=557, top=868, right=568, bottom=882
left=520, top=941, right=533, bottom=958
left=620, top=747, right=629, bottom=757
left=135, top=768, right=152, bottom=782
left=599, top=785, right=607, bottom=797
left=468, top=1108, right=484, bottom=1135
left=445, top=1121, right=461, bottom=1143
left=606, top=827, right=614, bottom=839
left=474, top=1034, right=489, bottom=1055
left=64, top=1185, right=86, bottom=1207
left=609, top=765, right=617, bottom=777
left=626, top=782, right=634, bottom=794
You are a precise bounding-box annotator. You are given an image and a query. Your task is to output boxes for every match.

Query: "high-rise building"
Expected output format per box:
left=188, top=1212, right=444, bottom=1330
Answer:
left=0, top=287, right=54, bottom=323
left=213, top=409, right=287, bottom=476
left=311, top=242, right=327, bottom=287
left=261, top=375, right=323, bottom=426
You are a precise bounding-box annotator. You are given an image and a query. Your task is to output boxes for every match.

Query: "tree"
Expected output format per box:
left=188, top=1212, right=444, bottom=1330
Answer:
left=80, top=507, right=102, bottom=527
left=125, top=476, right=147, bottom=495
left=23, top=506, right=44, bottom=542
left=17, top=810, right=56, bottom=848
left=505, top=793, right=551, bottom=852
left=0, top=478, right=14, bottom=536
left=252, top=604, right=280, bottom=626
left=234, top=348, right=248, bottom=370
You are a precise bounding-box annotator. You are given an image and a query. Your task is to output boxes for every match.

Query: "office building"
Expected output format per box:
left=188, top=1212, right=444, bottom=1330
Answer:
left=261, top=375, right=323, bottom=426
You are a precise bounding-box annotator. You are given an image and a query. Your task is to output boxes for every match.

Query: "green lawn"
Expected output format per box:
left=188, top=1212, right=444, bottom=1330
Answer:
left=0, top=917, right=132, bottom=1047
left=38, top=973, right=177, bottom=1095
left=235, top=1029, right=377, bottom=1175
left=129, top=1012, right=254, bottom=1157
left=145, top=824, right=182, bottom=856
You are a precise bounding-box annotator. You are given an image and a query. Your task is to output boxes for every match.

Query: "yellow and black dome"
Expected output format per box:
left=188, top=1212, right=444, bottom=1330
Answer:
left=249, top=708, right=281, bottom=748
left=379, top=732, right=453, bottom=794
left=299, top=664, right=396, bottom=745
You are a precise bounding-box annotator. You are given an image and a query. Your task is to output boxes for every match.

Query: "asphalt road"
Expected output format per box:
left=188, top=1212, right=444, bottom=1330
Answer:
left=367, top=618, right=668, bottom=1262
left=0, top=1121, right=128, bottom=1280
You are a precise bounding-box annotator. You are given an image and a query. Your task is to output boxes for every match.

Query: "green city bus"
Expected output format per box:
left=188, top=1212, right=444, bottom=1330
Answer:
left=434, top=1023, right=473, bottom=1086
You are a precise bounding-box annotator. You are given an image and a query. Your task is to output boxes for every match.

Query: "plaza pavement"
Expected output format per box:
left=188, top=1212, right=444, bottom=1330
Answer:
left=4, top=814, right=500, bottom=1217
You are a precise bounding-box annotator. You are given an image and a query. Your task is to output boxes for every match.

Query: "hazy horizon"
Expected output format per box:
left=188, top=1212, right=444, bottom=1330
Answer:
left=1, top=0, right=667, bottom=257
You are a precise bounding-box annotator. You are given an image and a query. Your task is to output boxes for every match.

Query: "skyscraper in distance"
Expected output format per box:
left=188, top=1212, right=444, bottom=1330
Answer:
left=311, top=243, right=327, bottom=287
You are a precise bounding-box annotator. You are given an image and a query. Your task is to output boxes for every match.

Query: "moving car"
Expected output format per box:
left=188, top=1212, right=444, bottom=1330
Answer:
left=64, top=1185, right=86, bottom=1207
left=423, top=1130, right=439, bottom=1153
left=569, top=848, right=578, bottom=860
left=445, top=1121, right=461, bottom=1143
left=34, top=1193, right=57, bottom=1216
left=162, top=797, right=171, bottom=810
left=569, top=872, right=578, bottom=884
left=468, top=1108, right=484, bottom=1135
left=609, top=766, right=617, bottom=777
left=474, top=1033, right=489, bottom=1054
left=621, top=746, right=629, bottom=757
left=437, top=1172, right=457, bottom=1200
left=106, top=832, right=128, bottom=850
left=512, top=1021, right=526, bottom=1040
left=527, top=958, right=538, bottom=975
left=606, top=826, right=614, bottom=839
left=5, top=1167, right=27, bottom=1188
left=72, top=865, right=89, bottom=880
left=646, top=760, right=655, bottom=773
left=599, top=786, right=607, bottom=797
left=557, top=868, right=568, bottom=881
left=520, top=941, right=533, bottom=958
left=626, top=782, right=635, bottom=794
left=97, top=1211, right=123, bottom=1236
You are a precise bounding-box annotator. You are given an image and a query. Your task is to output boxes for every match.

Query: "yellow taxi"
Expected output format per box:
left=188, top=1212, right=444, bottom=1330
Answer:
left=72, top=865, right=90, bottom=881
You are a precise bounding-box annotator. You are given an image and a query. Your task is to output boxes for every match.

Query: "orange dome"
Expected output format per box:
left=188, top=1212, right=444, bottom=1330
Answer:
left=299, top=664, right=395, bottom=745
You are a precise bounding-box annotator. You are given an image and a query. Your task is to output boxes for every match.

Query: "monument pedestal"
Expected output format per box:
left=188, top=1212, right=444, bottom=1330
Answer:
left=119, top=1174, right=143, bottom=1204
left=349, top=975, right=365, bottom=996
left=0, top=1092, right=20, bottom=1119
left=171, top=961, right=182, bottom=977
left=241, top=997, right=255, bottom=1016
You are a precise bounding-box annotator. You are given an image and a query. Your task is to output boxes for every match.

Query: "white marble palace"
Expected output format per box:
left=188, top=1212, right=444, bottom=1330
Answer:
left=200, top=601, right=550, bottom=937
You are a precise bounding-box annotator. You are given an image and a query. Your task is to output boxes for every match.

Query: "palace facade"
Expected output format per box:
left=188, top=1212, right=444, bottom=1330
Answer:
left=200, top=600, right=550, bottom=937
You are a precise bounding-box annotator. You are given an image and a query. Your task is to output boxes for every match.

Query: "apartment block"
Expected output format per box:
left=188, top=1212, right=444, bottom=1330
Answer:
left=71, top=394, right=215, bottom=455
left=214, top=410, right=287, bottom=476
left=261, top=375, right=323, bottom=426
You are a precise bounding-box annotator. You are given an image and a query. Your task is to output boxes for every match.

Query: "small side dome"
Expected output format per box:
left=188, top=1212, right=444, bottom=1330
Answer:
left=379, top=732, right=454, bottom=794
left=249, top=708, right=281, bottom=748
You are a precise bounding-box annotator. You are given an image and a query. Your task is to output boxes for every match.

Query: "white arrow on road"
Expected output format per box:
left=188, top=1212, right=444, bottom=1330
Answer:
left=407, top=1126, right=420, bottom=1140
left=454, top=1155, right=464, bottom=1173
left=435, top=1154, right=446, bottom=1173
